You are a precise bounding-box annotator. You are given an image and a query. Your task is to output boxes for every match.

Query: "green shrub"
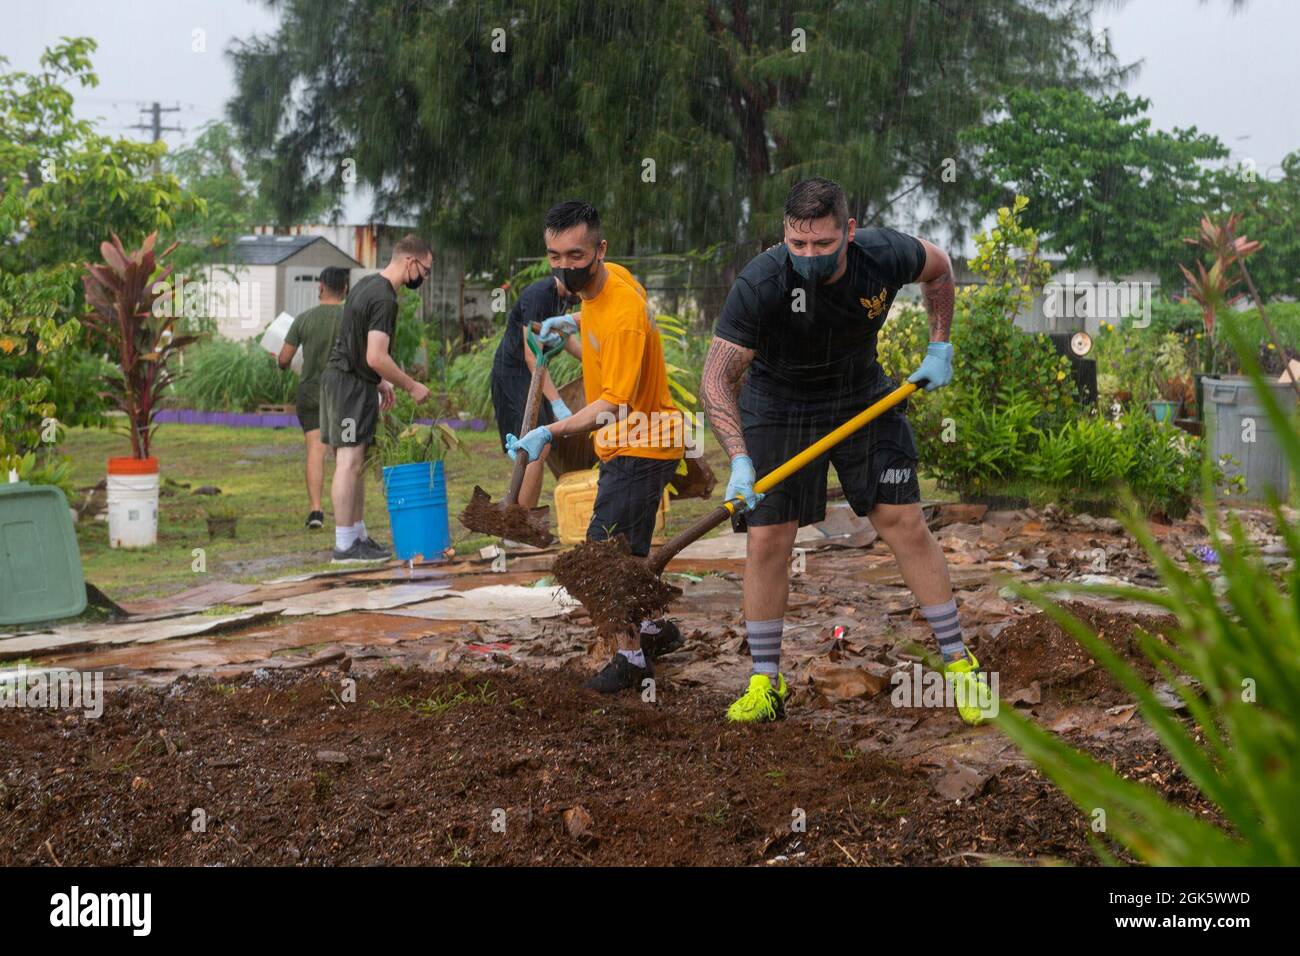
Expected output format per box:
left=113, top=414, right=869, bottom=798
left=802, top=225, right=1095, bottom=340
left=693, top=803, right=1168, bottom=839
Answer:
left=997, top=330, right=1300, bottom=865
left=172, top=337, right=297, bottom=412
left=879, top=197, right=1075, bottom=496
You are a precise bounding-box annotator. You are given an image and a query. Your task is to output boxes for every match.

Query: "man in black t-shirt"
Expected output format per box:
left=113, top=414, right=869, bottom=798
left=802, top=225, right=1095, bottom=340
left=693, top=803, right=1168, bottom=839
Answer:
left=702, top=177, right=989, bottom=726
left=320, top=234, right=434, bottom=563
left=490, top=275, right=580, bottom=508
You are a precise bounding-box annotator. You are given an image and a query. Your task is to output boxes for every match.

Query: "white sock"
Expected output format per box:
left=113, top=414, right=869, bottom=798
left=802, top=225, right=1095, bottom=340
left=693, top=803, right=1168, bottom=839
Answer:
left=354, top=520, right=368, bottom=541
left=618, top=648, right=647, bottom=668
left=335, top=524, right=360, bottom=550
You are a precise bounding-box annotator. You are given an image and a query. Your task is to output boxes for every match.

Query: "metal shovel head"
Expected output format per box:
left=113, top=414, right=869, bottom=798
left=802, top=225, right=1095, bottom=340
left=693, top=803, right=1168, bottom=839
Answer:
left=459, top=485, right=555, bottom=548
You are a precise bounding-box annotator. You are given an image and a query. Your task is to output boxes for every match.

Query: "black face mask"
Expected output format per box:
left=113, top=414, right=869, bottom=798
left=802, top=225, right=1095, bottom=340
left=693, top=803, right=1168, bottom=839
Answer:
left=553, top=257, right=597, bottom=294
left=406, top=261, right=427, bottom=290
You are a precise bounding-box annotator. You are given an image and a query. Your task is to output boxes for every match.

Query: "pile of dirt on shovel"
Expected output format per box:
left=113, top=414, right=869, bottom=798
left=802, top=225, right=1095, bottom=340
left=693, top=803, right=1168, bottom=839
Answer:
left=459, top=486, right=554, bottom=548
left=982, top=602, right=1181, bottom=706
left=552, top=536, right=676, bottom=635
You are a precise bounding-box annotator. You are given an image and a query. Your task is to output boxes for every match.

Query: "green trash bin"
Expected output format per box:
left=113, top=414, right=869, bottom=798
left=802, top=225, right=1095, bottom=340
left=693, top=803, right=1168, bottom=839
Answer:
left=0, top=480, right=86, bottom=627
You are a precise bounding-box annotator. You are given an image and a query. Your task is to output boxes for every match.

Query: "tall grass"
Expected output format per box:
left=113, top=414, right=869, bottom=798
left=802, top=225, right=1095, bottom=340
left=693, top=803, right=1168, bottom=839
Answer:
left=996, top=323, right=1300, bottom=865
left=171, top=338, right=297, bottom=412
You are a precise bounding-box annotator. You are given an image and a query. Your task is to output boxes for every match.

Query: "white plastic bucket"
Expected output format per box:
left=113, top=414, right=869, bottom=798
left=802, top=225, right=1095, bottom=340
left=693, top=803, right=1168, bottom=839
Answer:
left=107, top=458, right=159, bottom=548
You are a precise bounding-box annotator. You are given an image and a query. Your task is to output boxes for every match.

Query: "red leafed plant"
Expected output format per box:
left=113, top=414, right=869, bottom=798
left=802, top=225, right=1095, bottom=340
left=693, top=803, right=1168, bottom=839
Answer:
left=82, top=232, right=198, bottom=459
left=1178, top=213, right=1260, bottom=374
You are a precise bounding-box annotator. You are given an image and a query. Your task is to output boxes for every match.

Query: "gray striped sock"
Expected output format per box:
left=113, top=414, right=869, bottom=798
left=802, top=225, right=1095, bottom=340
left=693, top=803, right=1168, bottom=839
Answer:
left=746, top=618, right=784, bottom=677
left=921, top=599, right=967, bottom=662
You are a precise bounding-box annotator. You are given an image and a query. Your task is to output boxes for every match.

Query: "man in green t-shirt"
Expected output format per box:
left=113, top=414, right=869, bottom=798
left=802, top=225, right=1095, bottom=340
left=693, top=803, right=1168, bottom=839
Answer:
left=278, top=266, right=349, bottom=530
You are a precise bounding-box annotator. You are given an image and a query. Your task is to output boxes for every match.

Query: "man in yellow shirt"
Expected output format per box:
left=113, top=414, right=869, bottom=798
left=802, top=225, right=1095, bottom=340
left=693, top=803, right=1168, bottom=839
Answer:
left=506, top=200, right=685, bottom=693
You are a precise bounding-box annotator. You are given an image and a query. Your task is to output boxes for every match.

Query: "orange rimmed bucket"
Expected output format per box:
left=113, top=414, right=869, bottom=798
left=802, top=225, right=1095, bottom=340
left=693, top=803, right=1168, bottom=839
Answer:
left=106, top=457, right=160, bottom=547
left=107, top=457, right=159, bottom=476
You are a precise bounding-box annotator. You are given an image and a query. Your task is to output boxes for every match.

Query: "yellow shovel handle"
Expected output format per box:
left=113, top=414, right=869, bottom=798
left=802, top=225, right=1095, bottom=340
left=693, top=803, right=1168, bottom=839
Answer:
left=724, top=380, right=921, bottom=515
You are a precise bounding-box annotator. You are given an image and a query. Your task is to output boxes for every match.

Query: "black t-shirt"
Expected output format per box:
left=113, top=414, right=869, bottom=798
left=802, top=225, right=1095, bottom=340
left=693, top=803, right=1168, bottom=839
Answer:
left=491, top=277, right=578, bottom=380
left=327, top=273, right=398, bottom=385
left=714, top=227, right=926, bottom=403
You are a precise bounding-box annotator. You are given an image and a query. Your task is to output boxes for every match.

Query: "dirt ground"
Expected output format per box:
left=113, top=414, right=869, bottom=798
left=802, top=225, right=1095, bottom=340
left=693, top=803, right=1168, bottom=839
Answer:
left=0, top=664, right=1210, bottom=867
left=3, top=501, right=1275, bottom=867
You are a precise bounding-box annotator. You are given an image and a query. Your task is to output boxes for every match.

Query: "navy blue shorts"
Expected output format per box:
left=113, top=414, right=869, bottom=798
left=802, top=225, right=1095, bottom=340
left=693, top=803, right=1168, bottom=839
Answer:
left=733, top=380, right=920, bottom=530
left=588, top=455, right=679, bottom=557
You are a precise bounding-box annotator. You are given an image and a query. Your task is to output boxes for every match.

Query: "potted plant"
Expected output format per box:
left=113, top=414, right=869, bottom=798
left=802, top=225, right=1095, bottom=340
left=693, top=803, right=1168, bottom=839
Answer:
left=369, top=395, right=462, bottom=562
left=1150, top=332, right=1193, bottom=423
left=82, top=233, right=196, bottom=548
left=203, top=499, right=238, bottom=540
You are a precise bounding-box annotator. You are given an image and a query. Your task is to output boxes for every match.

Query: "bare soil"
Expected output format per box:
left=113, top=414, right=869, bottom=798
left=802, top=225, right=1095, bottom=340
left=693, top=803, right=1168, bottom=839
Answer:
left=983, top=602, right=1179, bottom=707
left=0, top=664, right=1210, bottom=867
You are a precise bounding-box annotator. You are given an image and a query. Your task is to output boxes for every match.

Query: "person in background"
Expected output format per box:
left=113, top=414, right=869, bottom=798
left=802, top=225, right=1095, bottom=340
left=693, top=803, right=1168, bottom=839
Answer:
left=320, top=235, right=433, bottom=563
left=279, top=266, right=350, bottom=530
left=489, top=273, right=580, bottom=509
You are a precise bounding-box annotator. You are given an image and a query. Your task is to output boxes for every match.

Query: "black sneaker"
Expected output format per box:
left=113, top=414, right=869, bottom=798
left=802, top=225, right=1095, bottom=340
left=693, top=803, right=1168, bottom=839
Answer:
left=305, top=510, right=324, bottom=529
left=639, top=619, right=684, bottom=660
left=584, top=653, right=653, bottom=694
left=332, top=539, right=380, bottom=564
left=356, top=536, right=393, bottom=561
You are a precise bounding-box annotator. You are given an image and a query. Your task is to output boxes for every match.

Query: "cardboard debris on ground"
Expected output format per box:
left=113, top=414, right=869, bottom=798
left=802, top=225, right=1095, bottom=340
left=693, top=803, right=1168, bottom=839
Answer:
left=115, top=582, right=258, bottom=618
left=263, top=582, right=451, bottom=617
left=382, top=584, right=577, bottom=622
left=1, top=608, right=278, bottom=658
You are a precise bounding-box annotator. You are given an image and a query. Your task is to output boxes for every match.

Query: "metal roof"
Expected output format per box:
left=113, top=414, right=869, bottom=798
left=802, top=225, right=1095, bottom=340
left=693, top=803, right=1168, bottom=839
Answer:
left=224, top=234, right=360, bottom=267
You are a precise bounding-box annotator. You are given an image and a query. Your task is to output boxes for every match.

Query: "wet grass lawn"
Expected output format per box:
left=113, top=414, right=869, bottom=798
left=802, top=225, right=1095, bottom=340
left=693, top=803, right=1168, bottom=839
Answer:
left=62, top=422, right=745, bottom=602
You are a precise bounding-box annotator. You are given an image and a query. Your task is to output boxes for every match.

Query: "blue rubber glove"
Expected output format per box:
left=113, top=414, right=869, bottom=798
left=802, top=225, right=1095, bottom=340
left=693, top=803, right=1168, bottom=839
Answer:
left=505, top=425, right=553, bottom=462
left=550, top=397, right=573, bottom=420
left=907, top=341, right=954, bottom=391
left=725, top=454, right=764, bottom=511
left=538, top=314, right=578, bottom=348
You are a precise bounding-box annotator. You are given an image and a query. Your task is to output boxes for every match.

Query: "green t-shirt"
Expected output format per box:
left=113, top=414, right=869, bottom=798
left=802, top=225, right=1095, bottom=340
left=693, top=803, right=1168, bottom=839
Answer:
left=286, top=303, right=344, bottom=403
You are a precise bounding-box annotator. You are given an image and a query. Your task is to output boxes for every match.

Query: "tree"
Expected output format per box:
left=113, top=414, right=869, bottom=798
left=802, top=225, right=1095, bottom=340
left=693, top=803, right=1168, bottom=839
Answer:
left=165, top=120, right=333, bottom=270
left=1217, top=150, right=1300, bottom=301
left=0, top=38, right=201, bottom=463
left=963, top=88, right=1228, bottom=285
left=228, top=0, right=1129, bottom=274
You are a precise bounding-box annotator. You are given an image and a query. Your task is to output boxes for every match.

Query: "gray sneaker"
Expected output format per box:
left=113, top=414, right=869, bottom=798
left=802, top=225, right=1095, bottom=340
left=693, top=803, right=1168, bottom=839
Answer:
left=332, top=539, right=378, bottom=564
left=356, top=536, right=393, bottom=561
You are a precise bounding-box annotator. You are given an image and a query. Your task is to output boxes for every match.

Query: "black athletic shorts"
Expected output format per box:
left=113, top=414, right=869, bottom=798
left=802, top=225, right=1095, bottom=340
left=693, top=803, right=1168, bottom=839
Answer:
left=296, top=381, right=321, bottom=433
left=320, top=368, right=378, bottom=449
left=492, top=371, right=557, bottom=452
left=588, top=454, right=679, bottom=557
left=732, top=378, right=920, bottom=531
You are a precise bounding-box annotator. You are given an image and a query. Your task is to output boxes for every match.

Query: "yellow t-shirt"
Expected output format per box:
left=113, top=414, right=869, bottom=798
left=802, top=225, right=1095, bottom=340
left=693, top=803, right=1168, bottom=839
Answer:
left=580, top=263, right=684, bottom=462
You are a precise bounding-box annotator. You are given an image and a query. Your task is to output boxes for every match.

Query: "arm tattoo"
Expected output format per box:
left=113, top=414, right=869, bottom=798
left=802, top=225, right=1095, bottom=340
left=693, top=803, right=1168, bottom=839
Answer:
left=701, top=337, right=754, bottom=460
left=921, top=270, right=954, bottom=342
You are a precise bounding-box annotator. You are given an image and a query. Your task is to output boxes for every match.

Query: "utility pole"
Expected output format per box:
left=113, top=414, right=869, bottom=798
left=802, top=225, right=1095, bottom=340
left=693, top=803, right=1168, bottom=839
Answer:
left=130, top=102, right=183, bottom=143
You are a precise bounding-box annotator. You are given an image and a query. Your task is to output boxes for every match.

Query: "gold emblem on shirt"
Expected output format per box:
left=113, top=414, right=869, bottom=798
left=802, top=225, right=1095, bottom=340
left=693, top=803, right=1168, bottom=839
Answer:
left=860, top=289, right=888, bottom=319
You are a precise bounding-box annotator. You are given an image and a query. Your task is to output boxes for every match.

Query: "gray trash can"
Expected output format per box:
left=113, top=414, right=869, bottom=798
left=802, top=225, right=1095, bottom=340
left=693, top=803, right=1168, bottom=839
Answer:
left=1203, top=377, right=1298, bottom=502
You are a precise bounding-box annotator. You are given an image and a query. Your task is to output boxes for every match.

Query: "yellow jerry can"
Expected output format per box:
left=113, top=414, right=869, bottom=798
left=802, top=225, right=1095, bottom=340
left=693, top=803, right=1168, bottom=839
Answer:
left=553, top=467, right=669, bottom=546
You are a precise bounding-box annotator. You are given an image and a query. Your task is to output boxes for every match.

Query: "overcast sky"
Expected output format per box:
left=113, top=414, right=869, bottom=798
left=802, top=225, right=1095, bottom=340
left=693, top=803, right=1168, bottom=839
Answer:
left=2, top=0, right=1297, bottom=224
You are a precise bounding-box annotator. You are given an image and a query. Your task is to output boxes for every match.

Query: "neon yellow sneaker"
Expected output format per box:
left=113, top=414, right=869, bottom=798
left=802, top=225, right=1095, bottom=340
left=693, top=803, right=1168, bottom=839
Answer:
left=726, top=673, right=789, bottom=723
left=943, top=651, right=991, bottom=726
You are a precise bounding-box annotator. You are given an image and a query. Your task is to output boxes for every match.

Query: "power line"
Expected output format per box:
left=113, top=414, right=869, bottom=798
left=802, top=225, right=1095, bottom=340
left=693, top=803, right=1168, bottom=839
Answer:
left=129, top=101, right=184, bottom=143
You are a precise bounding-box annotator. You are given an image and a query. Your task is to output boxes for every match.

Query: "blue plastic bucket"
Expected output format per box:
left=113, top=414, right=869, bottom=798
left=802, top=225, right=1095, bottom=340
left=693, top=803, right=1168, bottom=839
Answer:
left=382, top=460, right=451, bottom=560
